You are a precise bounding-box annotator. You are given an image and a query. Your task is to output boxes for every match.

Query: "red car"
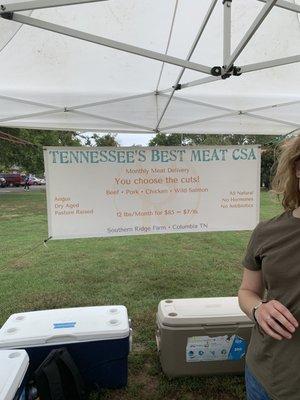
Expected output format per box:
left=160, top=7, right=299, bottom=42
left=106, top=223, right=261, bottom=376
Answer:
left=0, top=173, right=22, bottom=187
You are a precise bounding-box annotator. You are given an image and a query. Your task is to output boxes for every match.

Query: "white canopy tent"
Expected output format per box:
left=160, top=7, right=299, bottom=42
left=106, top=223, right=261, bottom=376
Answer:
left=0, top=0, right=300, bottom=135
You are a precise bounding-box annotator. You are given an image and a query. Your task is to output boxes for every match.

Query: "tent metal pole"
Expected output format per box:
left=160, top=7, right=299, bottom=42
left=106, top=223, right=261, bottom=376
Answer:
left=160, top=93, right=234, bottom=112
left=69, top=92, right=154, bottom=110
left=0, top=94, right=60, bottom=110
left=0, top=105, right=155, bottom=131
left=225, top=0, right=277, bottom=72
left=160, top=112, right=238, bottom=131
left=0, top=0, right=106, bottom=13
left=257, top=0, right=300, bottom=14
left=241, top=55, right=300, bottom=73
left=223, top=0, right=232, bottom=67
left=155, top=0, right=179, bottom=91
left=180, top=76, right=221, bottom=89
left=244, top=112, right=300, bottom=128
left=175, top=53, right=300, bottom=89
left=158, top=76, right=220, bottom=93
left=245, top=99, right=300, bottom=113
left=72, top=110, right=154, bottom=131
left=0, top=109, right=63, bottom=123
left=154, top=0, right=218, bottom=131
left=3, top=13, right=212, bottom=75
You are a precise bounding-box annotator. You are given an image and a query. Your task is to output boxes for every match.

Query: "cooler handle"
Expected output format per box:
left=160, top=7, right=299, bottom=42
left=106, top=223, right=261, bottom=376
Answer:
left=45, top=335, right=78, bottom=344
left=200, top=324, right=240, bottom=335
left=155, top=329, right=161, bottom=352
left=128, top=318, right=133, bottom=352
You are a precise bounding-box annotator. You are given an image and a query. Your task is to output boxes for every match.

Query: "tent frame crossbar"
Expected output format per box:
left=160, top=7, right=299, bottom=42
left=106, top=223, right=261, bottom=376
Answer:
left=224, top=0, right=278, bottom=72
left=72, top=110, right=154, bottom=131
left=0, top=0, right=300, bottom=135
left=69, top=92, right=154, bottom=110
left=257, top=0, right=300, bottom=13
left=244, top=112, right=300, bottom=128
left=246, top=99, right=300, bottom=113
left=160, top=111, right=300, bottom=132
left=0, top=93, right=60, bottom=110
left=0, top=109, right=62, bottom=124
left=1, top=13, right=212, bottom=75
left=160, top=93, right=234, bottom=112
left=178, top=53, right=300, bottom=90
left=0, top=0, right=106, bottom=13
left=241, top=55, right=300, bottom=73
left=1, top=90, right=300, bottom=132
left=160, top=76, right=221, bottom=92
left=155, top=0, right=277, bottom=129
left=154, top=0, right=218, bottom=132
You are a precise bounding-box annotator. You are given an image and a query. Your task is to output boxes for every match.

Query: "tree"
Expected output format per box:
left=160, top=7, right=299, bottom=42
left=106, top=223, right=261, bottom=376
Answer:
left=0, top=128, right=81, bottom=175
left=93, top=133, right=119, bottom=147
left=149, top=133, right=282, bottom=147
left=149, top=133, right=286, bottom=189
left=149, top=133, right=183, bottom=146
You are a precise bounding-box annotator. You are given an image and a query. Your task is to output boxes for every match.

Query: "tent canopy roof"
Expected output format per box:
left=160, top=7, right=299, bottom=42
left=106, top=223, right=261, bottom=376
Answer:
left=0, top=0, right=300, bottom=135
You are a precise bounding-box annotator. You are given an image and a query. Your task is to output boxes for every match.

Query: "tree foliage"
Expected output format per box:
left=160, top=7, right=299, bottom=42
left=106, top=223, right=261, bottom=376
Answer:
left=92, top=133, right=119, bottom=147
left=149, top=133, right=286, bottom=189
left=0, top=128, right=81, bottom=175
left=149, top=133, right=282, bottom=147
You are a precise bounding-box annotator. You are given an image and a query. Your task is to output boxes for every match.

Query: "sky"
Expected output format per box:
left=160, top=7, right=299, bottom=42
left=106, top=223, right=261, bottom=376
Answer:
left=83, top=132, right=156, bottom=147
left=117, top=133, right=156, bottom=147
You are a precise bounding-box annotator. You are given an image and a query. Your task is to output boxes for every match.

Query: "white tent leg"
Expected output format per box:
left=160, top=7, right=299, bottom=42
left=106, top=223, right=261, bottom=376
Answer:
left=241, top=55, right=300, bottom=73
left=0, top=0, right=106, bottom=13
left=154, top=0, right=218, bottom=131
left=2, top=13, right=212, bottom=75
left=223, top=0, right=232, bottom=67
left=225, top=0, right=277, bottom=71
left=257, top=0, right=300, bottom=14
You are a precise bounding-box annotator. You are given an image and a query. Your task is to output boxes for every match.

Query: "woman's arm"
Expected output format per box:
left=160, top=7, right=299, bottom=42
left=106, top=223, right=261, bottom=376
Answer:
left=238, top=268, right=298, bottom=340
left=238, top=268, right=264, bottom=320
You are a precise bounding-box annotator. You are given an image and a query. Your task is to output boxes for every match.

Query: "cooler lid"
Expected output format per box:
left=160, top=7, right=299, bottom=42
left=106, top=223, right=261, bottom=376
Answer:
left=0, top=350, right=29, bottom=400
left=157, top=297, right=252, bottom=327
left=0, top=306, right=129, bottom=348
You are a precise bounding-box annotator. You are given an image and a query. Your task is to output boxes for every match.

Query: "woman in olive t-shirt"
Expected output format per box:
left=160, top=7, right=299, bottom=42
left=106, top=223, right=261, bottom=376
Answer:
left=238, top=135, right=300, bottom=400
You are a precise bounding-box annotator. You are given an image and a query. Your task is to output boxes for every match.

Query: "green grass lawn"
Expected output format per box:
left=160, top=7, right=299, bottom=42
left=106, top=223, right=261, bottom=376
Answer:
left=0, top=189, right=283, bottom=400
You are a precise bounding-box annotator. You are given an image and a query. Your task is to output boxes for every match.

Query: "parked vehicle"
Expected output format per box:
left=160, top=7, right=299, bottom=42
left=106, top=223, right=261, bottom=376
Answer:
left=0, top=176, right=6, bottom=188
left=27, top=176, right=39, bottom=185
left=0, top=173, right=22, bottom=187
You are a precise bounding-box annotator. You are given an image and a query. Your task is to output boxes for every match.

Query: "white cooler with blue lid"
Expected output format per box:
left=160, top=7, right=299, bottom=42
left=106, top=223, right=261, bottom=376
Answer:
left=0, top=306, right=131, bottom=389
left=0, top=350, right=29, bottom=400
left=156, top=297, right=253, bottom=377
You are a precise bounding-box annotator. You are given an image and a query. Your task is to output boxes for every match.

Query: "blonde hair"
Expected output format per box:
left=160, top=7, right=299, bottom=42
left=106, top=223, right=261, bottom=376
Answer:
left=271, top=134, right=300, bottom=211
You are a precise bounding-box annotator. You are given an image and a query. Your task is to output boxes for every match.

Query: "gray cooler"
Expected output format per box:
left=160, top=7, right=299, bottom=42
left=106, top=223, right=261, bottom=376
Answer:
left=156, top=297, right=253, bottom=377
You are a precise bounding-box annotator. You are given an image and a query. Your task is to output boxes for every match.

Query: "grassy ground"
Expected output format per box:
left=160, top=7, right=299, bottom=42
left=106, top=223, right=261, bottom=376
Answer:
left=0, top=189, right=282, bottom=400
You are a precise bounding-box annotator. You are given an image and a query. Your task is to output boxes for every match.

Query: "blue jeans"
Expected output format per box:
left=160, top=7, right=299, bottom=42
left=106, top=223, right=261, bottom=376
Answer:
left=245, top=364, right=272, bottom=400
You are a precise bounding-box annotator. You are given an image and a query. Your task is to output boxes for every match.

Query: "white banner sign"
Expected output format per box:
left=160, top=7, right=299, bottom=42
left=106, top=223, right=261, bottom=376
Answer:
left=44, top=145, right=261, bottom=239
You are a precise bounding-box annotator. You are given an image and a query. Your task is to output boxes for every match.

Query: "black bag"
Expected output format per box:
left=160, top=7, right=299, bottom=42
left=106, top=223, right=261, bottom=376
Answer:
left=34, top=348, right=86, bottom=400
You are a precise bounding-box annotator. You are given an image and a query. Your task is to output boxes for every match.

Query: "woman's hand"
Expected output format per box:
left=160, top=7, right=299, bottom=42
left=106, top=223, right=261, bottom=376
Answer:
left=255, top=300, right=299, bottom=340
